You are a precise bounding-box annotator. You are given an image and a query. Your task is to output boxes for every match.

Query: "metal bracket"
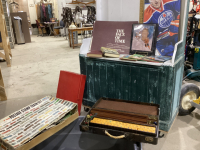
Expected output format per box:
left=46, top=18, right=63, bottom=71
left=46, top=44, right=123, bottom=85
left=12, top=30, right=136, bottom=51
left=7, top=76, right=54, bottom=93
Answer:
left=147, top=120, right=157, bottom=125
left=145, top=137, right=154, bottom=142
left=190, top=100, right=200, bottom=110
left=147, top=120, right=153, bottom=124
left=148, top=116, right=157, bottom=120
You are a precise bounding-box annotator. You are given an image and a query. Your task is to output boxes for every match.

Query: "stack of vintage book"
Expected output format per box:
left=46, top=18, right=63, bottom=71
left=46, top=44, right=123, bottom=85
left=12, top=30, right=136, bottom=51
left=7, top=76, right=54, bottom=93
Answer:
left=0, top=96, right=78, bottom=150
left=87, top=47, right=120, bottom=58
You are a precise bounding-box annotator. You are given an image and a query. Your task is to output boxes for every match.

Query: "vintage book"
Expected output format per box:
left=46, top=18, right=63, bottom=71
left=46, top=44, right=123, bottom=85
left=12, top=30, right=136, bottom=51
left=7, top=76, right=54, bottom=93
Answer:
left=91, top=21, right=138, bottom=54
left=147, top=56, right=172, bottom=62
left=101, top=47, right=120, bottom=58
left=120, top=54, right=164, bottom=63
left=86, top=51, right=102, bottom=58
left=0, top=96, right=78, bottom=150
left=80, top=98, right=160, bottom=145
left=129, top=54, right=145, bottom=60
left=143, top=0, right=181, bottom=56
left=56, top=71, right=86, bottom=115
left=120, top=55, right=140, bottom=61
left=155, top=56, right=172, bottom=61
left=103, top=53, right=120, bottom=58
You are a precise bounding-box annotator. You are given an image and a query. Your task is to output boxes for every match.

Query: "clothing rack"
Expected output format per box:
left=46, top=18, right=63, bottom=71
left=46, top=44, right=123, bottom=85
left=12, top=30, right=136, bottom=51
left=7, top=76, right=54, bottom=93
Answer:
left=37, top=2, right=52, bottom=5
left=9, top=0, right=19, bottom=6
left=36, top=3, right=53, bottom=22
left=67, top=0, right=96, bottom=5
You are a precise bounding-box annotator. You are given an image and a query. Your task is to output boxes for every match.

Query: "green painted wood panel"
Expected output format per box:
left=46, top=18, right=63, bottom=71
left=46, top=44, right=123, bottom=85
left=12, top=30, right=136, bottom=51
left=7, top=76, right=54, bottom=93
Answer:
left=79, top=55, right=184, bottom=132
left=115, top=64, right=122, bottom=99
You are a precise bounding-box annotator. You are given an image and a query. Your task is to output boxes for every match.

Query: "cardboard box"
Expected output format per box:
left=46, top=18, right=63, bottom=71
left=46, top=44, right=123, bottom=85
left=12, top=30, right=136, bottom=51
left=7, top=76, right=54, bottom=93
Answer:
left=0, top=96, right=78, bottom=150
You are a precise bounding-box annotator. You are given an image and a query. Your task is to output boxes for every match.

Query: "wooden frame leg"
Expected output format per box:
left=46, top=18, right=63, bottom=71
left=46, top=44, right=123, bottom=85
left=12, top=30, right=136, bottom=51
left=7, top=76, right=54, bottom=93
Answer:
left=49, top=25, right=51, bottom=36
left=0, top=69, right=7, bottom=101
left=68, top=30, right=71, bottom=47
left=8, top=44, right=12, bottom=57
left=41, top=28, right=44, bottom=36
left=72, top=31, right=74, bottom=49
left=0, top=85, right=7, bottom=101
left=4, top=46, right=11, bottom=67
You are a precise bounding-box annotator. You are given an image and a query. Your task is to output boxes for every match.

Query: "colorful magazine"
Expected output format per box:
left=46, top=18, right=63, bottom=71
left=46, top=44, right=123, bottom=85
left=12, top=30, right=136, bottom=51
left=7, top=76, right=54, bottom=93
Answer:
left=0, top=96, right=77, bottom=149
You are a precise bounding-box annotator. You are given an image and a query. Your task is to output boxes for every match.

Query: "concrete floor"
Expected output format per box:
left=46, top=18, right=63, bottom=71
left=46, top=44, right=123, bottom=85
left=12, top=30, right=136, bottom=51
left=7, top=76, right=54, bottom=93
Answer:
left=0, top=35, right=200, bottom=150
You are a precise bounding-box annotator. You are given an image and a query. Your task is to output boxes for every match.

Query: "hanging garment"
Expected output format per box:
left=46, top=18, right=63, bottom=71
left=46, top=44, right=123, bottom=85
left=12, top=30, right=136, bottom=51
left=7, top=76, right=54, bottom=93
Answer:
left=86, top=6, right=96, bottom=24
left=48, top=4, right=53, bottom=19
left=40, top=4, right=44, bottom=22
left=45, top=6, right=50, bottom=22
left=75, top=6, right=82, bottom=14
left=61, top=7, right=73, bottom=28
left=75, top=12, right=82, bottom=24
left=50, top=5, right=53, bottom=18
left=37, top=4, right=40, bottom=20
left=42, top=3, right=46, bottom=18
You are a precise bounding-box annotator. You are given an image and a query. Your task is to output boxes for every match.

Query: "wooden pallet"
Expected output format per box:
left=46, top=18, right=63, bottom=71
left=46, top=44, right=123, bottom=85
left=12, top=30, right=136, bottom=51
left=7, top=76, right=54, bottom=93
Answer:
left=0, top=67, right=7, bottom=101
left=0, top=0, right=12, bottom=67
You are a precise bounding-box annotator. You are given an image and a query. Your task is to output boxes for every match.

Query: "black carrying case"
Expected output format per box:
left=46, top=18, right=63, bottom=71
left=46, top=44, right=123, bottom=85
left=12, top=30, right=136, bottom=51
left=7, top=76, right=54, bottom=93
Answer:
left=80, top=98, right=160, bottom=145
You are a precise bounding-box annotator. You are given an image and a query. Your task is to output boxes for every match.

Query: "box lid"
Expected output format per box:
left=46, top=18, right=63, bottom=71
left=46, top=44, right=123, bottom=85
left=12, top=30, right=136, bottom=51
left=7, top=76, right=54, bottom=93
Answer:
left=56, top=71, right=86, bottom=115
left=94, top=98, right=159, bottom=116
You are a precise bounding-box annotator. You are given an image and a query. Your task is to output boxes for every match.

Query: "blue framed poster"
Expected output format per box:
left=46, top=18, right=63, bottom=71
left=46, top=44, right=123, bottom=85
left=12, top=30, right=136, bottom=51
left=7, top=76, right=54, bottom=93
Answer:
left=143, top=0, right=181, bottom=56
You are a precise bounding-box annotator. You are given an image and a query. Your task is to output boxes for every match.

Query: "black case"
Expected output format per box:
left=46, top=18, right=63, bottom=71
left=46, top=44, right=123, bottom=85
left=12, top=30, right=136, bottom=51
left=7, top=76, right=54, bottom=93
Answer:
left=80, top=98, right=160, bottom=145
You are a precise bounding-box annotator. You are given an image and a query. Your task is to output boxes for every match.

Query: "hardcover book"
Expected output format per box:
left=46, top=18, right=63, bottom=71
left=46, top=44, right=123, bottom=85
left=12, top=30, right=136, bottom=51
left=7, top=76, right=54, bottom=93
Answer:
left=87, top=51, right=102, bottom=58
left=91, top=21, right=138, bottom=54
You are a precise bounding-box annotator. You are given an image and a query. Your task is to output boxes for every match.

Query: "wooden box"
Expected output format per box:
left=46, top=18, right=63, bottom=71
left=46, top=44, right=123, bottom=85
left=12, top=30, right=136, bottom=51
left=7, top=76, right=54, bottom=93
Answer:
left=80, top=98, right=160, bottom=145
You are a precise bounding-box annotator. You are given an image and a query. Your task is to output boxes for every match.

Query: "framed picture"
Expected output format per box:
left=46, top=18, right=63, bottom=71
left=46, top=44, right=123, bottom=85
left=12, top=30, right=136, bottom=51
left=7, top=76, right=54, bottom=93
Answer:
left=143, top=0, right=181, bottom=56
left=130, top=24, right=158, bottom=56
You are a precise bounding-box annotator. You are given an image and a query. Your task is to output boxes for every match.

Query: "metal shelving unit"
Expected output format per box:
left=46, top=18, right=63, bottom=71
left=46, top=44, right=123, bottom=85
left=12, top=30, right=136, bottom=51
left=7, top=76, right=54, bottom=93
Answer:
left=2, top=0, right=15, bottom=49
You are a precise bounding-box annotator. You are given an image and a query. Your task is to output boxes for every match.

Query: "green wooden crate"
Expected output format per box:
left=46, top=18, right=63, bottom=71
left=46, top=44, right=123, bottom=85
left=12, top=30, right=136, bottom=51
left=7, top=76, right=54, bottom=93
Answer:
left=79, top=0, right=189, bottom=132
left=80, top=55, right=184, bottom=132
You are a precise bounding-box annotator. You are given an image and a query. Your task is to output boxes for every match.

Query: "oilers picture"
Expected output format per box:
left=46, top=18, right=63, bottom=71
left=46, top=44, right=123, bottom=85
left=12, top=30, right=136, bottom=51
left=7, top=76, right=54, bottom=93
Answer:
left=144, top=0, right=181, bottom=56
